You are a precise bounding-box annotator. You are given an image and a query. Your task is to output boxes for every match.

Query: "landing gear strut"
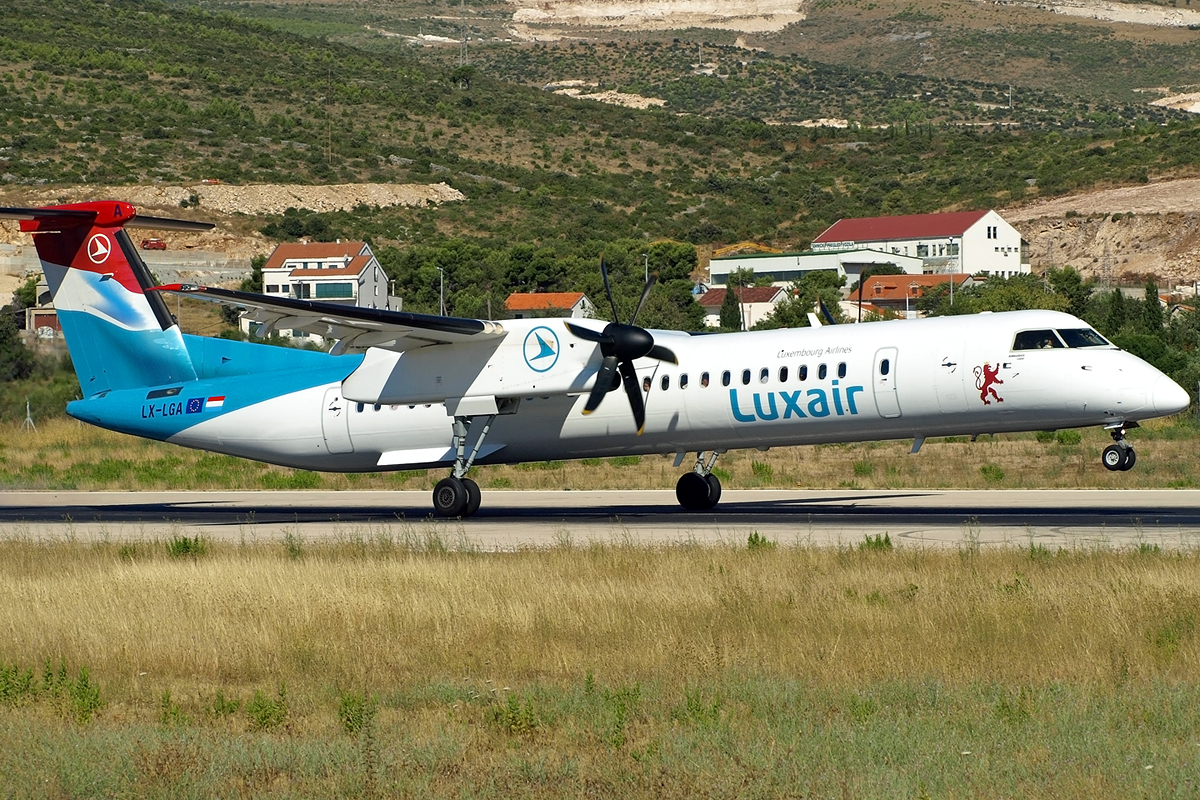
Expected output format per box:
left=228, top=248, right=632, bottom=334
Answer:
left=432, top=414, right=495, bottom=517
left=676, top=450, right=724, bottom=510
left=1101, top=422, right=1137, bottom=472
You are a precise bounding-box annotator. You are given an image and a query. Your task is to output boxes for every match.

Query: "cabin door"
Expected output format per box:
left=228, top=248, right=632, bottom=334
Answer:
left=321, top=387, right=355, bottom=454
left=872, top=347, right=902, bottom=419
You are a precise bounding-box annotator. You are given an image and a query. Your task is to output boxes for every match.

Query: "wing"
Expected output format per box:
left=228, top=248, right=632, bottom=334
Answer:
left=152, top=284, right=505, bottom=354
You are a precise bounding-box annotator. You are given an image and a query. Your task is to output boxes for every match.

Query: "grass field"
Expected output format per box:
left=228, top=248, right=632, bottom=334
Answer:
left=3, top=413, right=1200, bottom=493
left=1, top=537, right=1198, bottom=797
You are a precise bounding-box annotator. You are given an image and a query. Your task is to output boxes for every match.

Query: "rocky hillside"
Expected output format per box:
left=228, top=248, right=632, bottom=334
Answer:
left=1005, top=177, right=1200, bottom=286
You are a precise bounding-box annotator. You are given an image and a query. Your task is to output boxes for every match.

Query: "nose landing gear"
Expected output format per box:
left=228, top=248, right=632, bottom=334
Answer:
left=676, top=450, right=724, bottom=510
left=1101, top=422, right=1137, bottom=472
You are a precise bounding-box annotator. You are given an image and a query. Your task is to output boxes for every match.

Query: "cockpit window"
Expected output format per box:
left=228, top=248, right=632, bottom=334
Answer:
left=1056, top=328, right=1111, bottom=348
left=1012, top=329, right=1065, bottom=350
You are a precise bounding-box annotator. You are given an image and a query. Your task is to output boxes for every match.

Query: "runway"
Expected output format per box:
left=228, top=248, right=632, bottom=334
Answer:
left=2, top=489, right=1200, bottom=550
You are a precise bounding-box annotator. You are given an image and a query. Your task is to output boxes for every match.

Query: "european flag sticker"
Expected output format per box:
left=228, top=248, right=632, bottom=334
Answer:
left=186, top=398, right=205, bottom=414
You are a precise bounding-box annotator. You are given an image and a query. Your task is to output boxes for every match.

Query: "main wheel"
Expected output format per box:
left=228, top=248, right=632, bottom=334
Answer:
left=463, top=477, right=482, bottom=516
left=433, top=476, right=468, bottom=517
left=704, top=473, right=722, bottom=509
left=1120, top=447, right=1137, bottom=471
left=1102, top=445, right=1124, bottom=471
left=676, top=472, right=711, bottom=510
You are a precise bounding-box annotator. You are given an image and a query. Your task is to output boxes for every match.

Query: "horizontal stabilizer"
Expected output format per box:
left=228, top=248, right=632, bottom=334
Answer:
left=0, top=203, right=214, bottom=233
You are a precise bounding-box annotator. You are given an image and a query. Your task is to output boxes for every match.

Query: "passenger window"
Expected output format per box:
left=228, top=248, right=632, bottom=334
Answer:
left=356, top=402, right=365, bottom=413
left=779, top=366, right=788, bottom=382
left=643, top=376, right=651, bottom=393
left=742, top=369, right=751, bottom=386
left=880, top=359, right=890, bottom=376
left=818, top=364, right=827, bottom=380
left=661, top=375, right=669, bottom=391
left=373, top=404, right=381, bottom=411
left=837, top=362, right=847, bottom=379
left=700, top=372, right=710, bottom=388
left=722, top=371, right=731, bottom=387
left=759, top=368, right=769, bottom=384
left=799, top=365, right=808, bottom=381
left=1013, top=329, right=1065, bottom=350
left=1057, top=328, right=1111, bottom=348
left=680, top=373, right=689, bottom=389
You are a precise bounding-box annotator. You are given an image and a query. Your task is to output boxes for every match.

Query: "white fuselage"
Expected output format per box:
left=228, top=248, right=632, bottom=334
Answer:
left=160, top=310, right=1188, bottom=472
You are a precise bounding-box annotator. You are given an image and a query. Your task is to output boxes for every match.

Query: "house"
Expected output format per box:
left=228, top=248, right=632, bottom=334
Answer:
left=253, top=240, right=388, bottom=342
left=851, top=274, right=975, bottom=319
left=696, top=286, right=787, bottom=328
left=811, top=210, right=1030, bottom=278
left=504, top=292, right=595, bottom=319
left=709, top=248, right=923, bottom=289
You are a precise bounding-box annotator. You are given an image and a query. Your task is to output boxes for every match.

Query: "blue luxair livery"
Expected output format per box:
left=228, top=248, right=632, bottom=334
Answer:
left=3, top=202, right=1190, bottom=516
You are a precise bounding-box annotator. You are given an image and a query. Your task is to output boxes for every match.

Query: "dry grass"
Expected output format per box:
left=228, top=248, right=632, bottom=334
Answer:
left=1, top=539, right=1196, bottom=698
left=2, top=539, right=1198, bottom=797
left=7, top=412, right=1200, bottom=494
left=3, top=413, right=1200, bottom=491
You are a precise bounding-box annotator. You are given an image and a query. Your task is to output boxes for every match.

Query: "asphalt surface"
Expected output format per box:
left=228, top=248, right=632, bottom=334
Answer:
left=2, top=489, right=1199, bottom=549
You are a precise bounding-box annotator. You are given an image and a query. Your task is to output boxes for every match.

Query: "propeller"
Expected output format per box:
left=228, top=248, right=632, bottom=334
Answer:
left=565, top=256, right=677, bottom=434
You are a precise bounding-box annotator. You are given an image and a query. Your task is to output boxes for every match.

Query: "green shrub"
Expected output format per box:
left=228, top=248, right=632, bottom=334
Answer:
left=747, top=531, right=776, bottom=551
left=859, top=533, right=893, bottom=552
left=852, top=460, right=874, bottom=477
left=337, top=690, right=377, bottom=736
left=247, top=683, right=289, bottom=732
left=166, top=535, right=207, bottom=559
left=980, top=463, right=1005, bottom=483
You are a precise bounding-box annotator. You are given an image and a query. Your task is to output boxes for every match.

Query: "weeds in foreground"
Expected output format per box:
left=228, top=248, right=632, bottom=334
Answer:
left=166, top=534, right=207, bottom=559
left=0, top=659, right=102, bottom=723
left=860, top=533, right=894, bottom=552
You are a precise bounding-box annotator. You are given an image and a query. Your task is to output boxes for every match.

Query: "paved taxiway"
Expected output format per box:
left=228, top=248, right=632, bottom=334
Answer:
left=2, top=489, right=1200, bottom=550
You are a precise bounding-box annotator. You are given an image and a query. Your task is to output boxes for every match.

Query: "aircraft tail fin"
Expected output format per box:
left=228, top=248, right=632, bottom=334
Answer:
left=0, top=202, right=214, bottom=396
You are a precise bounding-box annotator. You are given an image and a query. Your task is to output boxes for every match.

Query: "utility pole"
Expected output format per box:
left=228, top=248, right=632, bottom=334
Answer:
left=437, top=267, right=445, bottom=316
left=642, top=252, right=648, bottom=283
left=459, top=0, right=468, bottom=67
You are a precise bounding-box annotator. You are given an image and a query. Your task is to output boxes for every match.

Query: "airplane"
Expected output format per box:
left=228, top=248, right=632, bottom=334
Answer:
left=1, top=201, right=1191, bottom=517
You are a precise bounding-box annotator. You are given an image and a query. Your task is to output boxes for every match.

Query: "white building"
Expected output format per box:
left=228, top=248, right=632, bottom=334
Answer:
left=709, top=248, right=923, bottom=289
left=249, top=240, right=388, bottom=343
left=810, top=209, right=1030, bottom=278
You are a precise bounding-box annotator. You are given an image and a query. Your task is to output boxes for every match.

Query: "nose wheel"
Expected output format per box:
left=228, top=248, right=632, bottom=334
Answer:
left=1101, top=423, right=1137, bottom=472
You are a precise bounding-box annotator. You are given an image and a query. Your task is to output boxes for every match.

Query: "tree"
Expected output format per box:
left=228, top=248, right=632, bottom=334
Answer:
left=753, top=270, right=846, bottom=330
left=719, top=284, right=742, bottom=331
left=1104, top=288, right=1127, bottom=335
left=1046, top=266, right=1092, bottom=319
left=1143, top=279, right=1163, bottom=337
left=0, top=307, right=34, bottom=382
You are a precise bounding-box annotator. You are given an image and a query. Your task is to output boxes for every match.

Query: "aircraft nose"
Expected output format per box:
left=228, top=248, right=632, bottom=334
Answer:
left=1153, top=375, right=1191, bottom=415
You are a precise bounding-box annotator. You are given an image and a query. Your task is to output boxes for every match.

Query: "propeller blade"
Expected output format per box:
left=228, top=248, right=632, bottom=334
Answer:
left=629, top=271, right=658, bottom=326
left=564, top=321, right=610, bottom=344
left=600, top=256, right=619, bottom=323
left=647, top=344, right=678, bottom=364
left=618, top=359, right=646, bottom=435
left=583, top=355, right=620, bottom=414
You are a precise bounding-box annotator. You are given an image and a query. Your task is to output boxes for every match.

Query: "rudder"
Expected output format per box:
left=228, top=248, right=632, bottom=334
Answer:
left=5, top=201, right=204, bottom=395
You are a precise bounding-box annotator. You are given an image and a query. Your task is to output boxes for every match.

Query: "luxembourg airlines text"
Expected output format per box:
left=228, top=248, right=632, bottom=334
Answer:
left=729, top=380, right=865, bottom=423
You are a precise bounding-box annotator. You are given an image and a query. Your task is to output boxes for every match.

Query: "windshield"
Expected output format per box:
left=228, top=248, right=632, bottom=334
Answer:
left=1056, top=328, right=1111, bottom=348
left=1012, top=329, right=1064, bottom=350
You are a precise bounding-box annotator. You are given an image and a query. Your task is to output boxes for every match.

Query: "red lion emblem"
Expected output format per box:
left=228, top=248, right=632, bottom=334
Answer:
left=974, top=362, right=1004, bottom=405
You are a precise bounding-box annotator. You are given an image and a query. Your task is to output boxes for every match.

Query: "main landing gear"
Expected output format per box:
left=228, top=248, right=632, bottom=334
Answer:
left=432, top=414, right=496, bottom=517
left=676, top=450, right=725, bottom=510
left=1101, top=422, right=1137, bottom=472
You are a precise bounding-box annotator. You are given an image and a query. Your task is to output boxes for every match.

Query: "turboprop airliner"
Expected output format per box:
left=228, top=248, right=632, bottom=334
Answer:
left=2, top=201, right=1191, bottom=516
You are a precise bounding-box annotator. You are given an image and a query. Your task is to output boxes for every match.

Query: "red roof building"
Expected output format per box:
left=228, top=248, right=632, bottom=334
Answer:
left=504, top=291, right=595, bottom=319
left=853, top=274, right=975, bottom=317
left=812, top=210, right=1029, bottom=279
left=697, top=286, right=787, bottom=328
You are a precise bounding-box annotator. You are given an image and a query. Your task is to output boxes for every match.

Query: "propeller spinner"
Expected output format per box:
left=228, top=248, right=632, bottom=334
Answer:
left=565, top=257, right=677, bottom=434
